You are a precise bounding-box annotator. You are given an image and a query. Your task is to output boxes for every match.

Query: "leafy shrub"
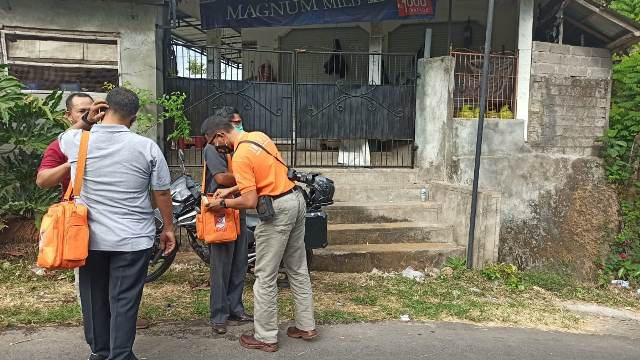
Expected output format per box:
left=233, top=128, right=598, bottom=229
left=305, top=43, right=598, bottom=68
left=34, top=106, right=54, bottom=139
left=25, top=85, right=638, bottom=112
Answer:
left=103, top=81, right=159, bottom=135
left=443, top=256, right=467, bottom=271
left=158, top=92, right=190, bottom=141
left=481, top=263, right=524, bottom=290
left=598, top=2, right=640, bottom=282
left=0, top=68, right=67, bottom=230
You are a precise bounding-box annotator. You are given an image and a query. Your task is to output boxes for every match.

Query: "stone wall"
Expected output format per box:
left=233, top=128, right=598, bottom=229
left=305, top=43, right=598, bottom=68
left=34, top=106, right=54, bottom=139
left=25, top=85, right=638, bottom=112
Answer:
left=527, top=41, right=612, bottom=156
left=415, top=50, right=619, bottom=277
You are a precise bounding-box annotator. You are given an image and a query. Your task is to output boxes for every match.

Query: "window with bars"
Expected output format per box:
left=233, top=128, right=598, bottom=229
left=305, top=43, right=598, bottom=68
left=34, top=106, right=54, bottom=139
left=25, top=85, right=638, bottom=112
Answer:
left=1, top=30, right=120, bottom=92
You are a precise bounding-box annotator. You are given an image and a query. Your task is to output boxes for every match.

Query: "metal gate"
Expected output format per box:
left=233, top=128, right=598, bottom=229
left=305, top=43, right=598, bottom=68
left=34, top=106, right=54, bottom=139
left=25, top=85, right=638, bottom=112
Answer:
left=165, top=43, right=416, bottom=168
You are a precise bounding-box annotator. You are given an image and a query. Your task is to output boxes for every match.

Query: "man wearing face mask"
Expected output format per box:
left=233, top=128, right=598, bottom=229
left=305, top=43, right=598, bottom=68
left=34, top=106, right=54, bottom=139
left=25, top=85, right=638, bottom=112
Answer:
left=206, top=118, right=317, bottom=353
left=201, top=106, right=252, bottom=335
left=58, top=87, right=176, bottom=360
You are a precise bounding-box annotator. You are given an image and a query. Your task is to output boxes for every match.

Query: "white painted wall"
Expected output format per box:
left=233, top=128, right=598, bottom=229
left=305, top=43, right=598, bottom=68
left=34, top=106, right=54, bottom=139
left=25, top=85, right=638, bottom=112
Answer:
left=516, top=0, right=534, bottom=140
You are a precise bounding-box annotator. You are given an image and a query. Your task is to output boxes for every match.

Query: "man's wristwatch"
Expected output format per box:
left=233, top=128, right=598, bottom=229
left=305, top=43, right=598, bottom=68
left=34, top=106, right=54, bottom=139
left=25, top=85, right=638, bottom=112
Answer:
left=219, top=199, right=227, bottom=208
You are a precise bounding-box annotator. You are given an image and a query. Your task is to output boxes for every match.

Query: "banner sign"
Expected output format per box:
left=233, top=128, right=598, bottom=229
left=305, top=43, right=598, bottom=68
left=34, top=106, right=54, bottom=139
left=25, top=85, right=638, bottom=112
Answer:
left=200, top=0, right=436, bottom=29
left=396, top=0, right=434, bottom=17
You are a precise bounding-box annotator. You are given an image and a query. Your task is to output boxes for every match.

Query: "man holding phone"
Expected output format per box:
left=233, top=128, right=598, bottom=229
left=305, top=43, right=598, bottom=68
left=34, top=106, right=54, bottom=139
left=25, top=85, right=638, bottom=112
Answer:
left=205, top=116, right=317, bottom=353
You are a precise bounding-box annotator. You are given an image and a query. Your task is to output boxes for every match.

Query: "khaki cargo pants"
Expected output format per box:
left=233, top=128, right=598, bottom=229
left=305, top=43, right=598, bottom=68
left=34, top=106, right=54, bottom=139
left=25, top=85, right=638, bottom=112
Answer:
left=253, top=190, right=315, bottom=344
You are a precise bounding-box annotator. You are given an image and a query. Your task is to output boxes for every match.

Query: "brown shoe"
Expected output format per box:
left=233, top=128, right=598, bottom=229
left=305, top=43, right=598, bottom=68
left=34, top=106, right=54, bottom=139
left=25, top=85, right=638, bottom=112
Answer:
left=135, top=319, right=149, bottom=330
left=287, top=326, right=318, bottom=340
left=239, top=333, right=278, bottom=352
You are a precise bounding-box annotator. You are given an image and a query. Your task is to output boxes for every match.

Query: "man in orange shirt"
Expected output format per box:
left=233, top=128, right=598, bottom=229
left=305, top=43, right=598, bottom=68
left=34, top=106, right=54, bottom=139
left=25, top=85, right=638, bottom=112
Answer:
left=207, top=116, right=317, bottom=352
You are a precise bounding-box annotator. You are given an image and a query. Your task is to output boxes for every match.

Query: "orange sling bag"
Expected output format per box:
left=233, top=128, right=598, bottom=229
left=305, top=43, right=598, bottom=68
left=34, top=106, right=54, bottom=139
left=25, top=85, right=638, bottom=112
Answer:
left=195, top=155, right=240, bottom=244
left=37, top=130, right=91, bottom=270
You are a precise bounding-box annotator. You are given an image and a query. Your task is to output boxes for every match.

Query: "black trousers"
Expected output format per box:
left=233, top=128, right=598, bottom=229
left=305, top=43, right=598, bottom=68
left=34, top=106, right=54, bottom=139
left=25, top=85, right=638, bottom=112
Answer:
left=209, top=217, right=248, bottom=324
left=79, top=249, right=151, bottom=360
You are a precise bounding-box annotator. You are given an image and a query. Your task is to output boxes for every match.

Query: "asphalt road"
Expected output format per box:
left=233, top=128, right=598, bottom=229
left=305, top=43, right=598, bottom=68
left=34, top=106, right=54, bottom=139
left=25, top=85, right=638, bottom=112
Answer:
left=1, top=321, right=638, bottom=360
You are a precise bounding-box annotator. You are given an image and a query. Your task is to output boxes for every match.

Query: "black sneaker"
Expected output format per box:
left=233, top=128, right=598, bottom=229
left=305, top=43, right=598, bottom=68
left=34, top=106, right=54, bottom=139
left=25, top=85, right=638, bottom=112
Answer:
left=88, top=353, right=106, bottom=360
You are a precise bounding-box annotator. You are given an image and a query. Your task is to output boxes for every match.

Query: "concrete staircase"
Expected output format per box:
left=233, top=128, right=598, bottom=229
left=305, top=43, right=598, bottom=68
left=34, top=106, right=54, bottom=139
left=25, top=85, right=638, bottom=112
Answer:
left=309, top=169, right=466, bottom=273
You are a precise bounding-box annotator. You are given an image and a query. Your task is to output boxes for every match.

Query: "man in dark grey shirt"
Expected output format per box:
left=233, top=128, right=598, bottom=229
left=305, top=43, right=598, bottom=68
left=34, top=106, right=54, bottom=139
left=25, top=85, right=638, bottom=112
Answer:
left=201, top=107, right=252, bottom=334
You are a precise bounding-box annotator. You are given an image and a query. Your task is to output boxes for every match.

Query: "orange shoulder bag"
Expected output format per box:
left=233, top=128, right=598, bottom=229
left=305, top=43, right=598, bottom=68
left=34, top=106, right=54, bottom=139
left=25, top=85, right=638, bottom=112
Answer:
left=195, top=155, right=240, bottom=244
left=37, top=130, right=91, bottom=270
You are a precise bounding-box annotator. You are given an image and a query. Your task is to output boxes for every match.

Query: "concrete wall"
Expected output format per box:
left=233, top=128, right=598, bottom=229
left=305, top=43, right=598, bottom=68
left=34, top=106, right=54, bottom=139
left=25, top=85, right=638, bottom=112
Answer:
left=415, top=56, right=501, bottom=267
left=415, top=51, right=619, bottom=277
left=0, top=0, right=165, bottom=141
left=527, top=41, right=613, bottom=156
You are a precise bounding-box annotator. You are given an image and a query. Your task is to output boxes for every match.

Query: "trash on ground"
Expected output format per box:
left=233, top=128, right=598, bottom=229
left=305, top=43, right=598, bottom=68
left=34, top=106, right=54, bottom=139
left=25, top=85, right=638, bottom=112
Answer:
left=440, top=266, right=454, bottom=278
left=425, top=267, right=440, bottom=278
left=30, top=267, right=46, bottom=276
left=402, top=266, right=425, bottom=282
left=611, top=279, right=630, bottom=289
left=400, top=314, right=411, bottom=322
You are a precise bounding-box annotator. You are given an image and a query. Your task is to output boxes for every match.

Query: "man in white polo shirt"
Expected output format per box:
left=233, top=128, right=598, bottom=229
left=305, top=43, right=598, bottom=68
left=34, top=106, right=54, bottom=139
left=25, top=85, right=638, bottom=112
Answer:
left=58, top=87, right=175, bottom=360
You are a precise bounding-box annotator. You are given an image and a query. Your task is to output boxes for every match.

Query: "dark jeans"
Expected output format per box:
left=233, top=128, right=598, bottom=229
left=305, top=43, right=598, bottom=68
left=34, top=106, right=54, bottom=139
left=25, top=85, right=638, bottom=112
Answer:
left=209, top=217, right=248, bottom=324
left=79, top=249, right=151, bottom=360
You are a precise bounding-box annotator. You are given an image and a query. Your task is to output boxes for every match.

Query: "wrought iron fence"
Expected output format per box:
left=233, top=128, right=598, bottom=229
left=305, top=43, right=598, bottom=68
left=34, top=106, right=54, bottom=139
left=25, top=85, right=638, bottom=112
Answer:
left=293, top=50, right=416, bottom=168
left=451, top=50, right=518, bottom=119
left=165, top=43, right=417, bottom=168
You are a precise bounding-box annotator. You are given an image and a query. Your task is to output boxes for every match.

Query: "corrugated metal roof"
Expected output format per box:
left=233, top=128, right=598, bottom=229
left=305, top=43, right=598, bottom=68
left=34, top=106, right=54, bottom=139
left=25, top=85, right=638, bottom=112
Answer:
left=539, top=0, right=640, bottom=52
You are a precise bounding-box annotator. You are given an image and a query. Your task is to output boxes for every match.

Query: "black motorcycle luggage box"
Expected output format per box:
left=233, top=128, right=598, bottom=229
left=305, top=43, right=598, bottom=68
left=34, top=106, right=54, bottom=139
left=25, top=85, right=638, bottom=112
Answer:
left=304, top=211, right=328, bottom=249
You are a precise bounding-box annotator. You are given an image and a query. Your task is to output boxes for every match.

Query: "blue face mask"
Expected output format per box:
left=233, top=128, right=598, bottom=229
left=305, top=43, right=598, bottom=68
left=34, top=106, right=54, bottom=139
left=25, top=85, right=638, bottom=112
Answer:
left=234, top=123, right=244, bottom=132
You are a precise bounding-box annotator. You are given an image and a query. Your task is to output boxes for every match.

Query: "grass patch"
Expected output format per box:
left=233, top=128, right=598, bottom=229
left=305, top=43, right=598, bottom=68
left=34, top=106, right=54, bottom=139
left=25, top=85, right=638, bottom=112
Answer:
left=315, top=309, right=366, bottom=324
left=0, top=303, right=81, bottom=327
left=351, top=293, right=378, bottom=306
left=0, top=257, right=638, bottom=330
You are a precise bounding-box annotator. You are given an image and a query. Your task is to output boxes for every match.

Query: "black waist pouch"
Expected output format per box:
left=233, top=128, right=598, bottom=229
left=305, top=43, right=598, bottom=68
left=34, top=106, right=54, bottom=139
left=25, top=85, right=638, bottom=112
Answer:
left=256, top=196, right=276, bottom=221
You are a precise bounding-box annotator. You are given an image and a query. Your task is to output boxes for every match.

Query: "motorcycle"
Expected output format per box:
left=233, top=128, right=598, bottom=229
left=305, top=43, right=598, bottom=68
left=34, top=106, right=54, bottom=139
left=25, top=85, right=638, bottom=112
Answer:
left=145, top=149, right=334, bottom=283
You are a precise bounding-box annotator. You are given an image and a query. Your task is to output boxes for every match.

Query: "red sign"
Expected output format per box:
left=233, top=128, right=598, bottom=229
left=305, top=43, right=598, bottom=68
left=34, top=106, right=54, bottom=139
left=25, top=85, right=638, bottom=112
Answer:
left=396, top=0, right=434, bottom=17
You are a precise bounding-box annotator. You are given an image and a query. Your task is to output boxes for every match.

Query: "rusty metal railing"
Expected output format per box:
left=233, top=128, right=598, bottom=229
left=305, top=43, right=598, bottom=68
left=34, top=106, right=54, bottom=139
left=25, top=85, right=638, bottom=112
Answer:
left=451, top=50, right=518, bottom=119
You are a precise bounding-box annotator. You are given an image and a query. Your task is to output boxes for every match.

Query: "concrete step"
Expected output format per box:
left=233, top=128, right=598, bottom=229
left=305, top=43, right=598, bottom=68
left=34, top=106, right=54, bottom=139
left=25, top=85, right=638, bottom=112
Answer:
left=312, top=243, right=465, bottom=273
left=333, top=184, right=427, bottom=203
left=328, top=222, right=453, bottom=245
left=327, top=201, right=440, bottom=224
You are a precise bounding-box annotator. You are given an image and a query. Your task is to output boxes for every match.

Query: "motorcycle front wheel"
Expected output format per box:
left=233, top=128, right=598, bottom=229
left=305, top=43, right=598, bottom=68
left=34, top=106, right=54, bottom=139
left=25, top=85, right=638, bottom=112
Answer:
left=145, top=232, right=181, bottom=283
left=186, top=228, right=210, bottom=264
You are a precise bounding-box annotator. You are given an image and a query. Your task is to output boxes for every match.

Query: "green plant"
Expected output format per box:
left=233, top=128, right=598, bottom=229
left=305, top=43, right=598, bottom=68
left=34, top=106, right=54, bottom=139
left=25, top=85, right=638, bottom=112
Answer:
left=103, top=81, right=160, bottom=135
left=0, top=74, right=68, bottom=229
left=102, top=83, right=189, bottom=142
left=159, top=92, right=190, bottom=142
left=598, top=2, right=640, bottom=283
left=187, top=59, right=206, bottom=76
left=443, top=256, right=467, bottom=271
left=482, top=263, right=524, bottom=290
left=0, top=65, right=25, bottom=121
left=601, top=52, right=640, bottom=184
left=610, top=0, right=640, bottom=21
